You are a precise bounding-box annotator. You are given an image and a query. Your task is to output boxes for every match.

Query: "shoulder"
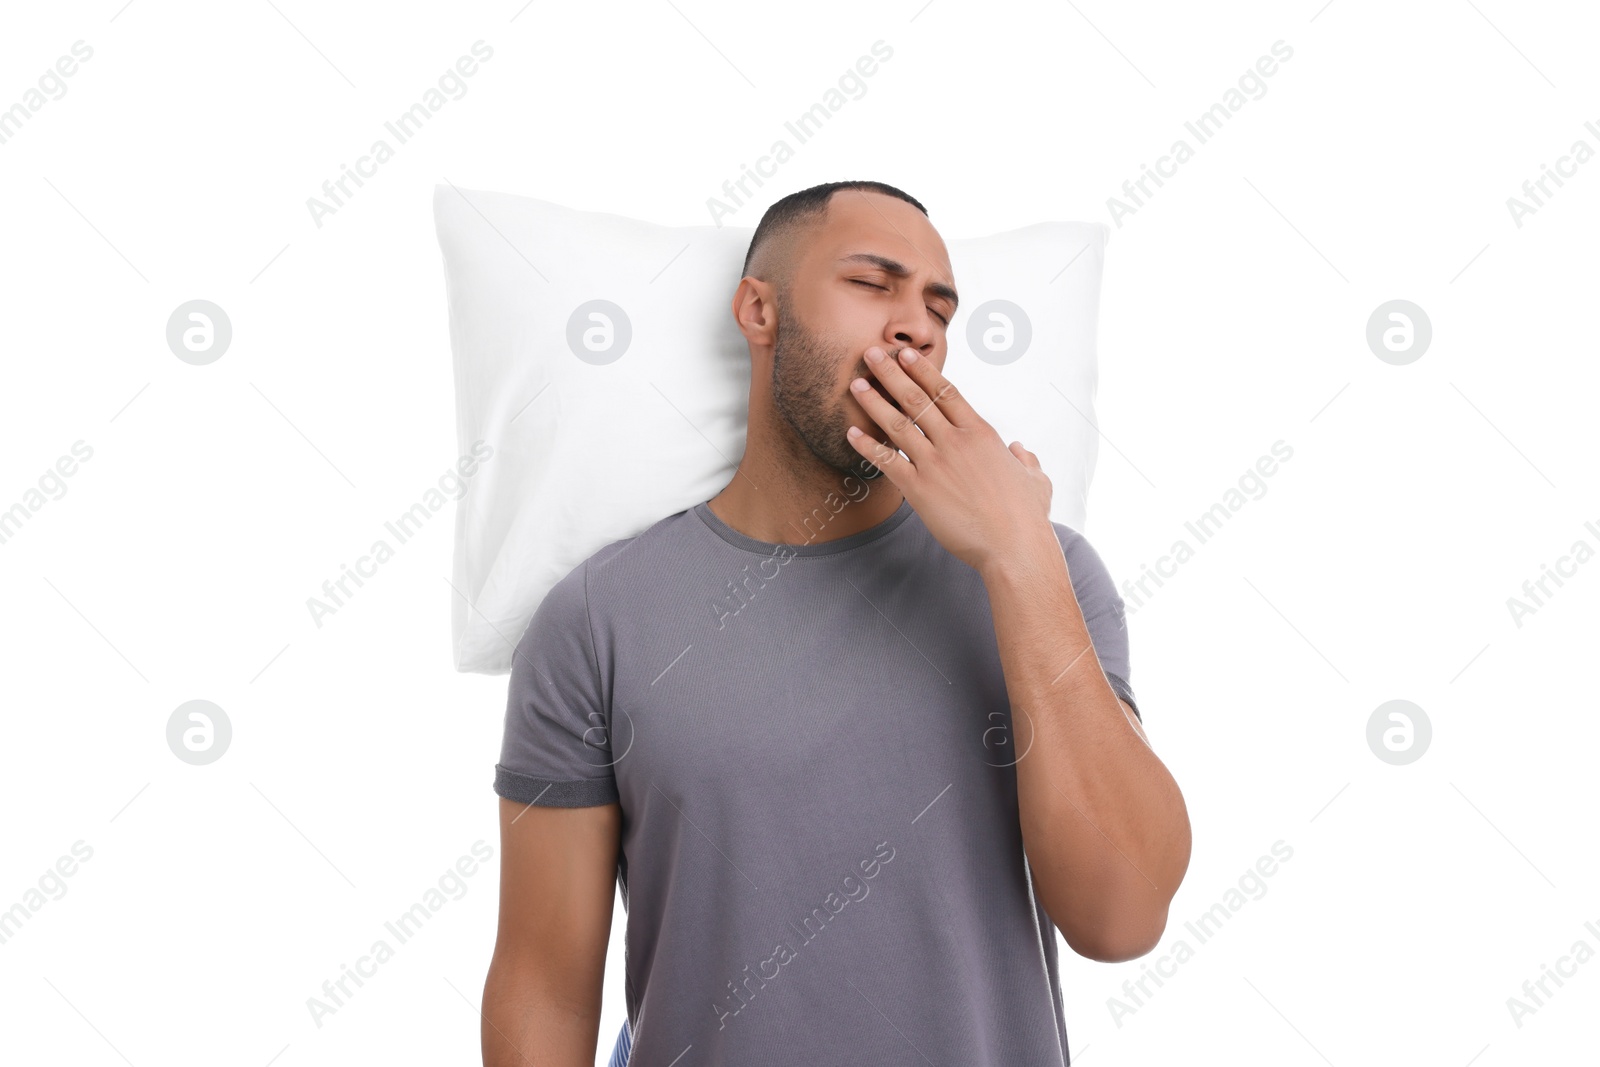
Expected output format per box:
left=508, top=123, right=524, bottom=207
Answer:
left=525, top=504, right=701, bottom=633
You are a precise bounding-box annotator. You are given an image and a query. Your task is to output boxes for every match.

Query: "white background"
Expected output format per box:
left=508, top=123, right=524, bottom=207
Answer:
left=2, top=1, right=1596, bottom=1064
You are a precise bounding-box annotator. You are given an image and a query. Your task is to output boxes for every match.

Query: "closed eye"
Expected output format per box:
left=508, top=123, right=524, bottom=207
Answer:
left=851, top=279, right=950, bottom=326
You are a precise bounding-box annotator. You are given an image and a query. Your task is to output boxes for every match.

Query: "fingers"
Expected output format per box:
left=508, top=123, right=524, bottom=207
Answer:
left=862, top=345, right=974, bottom=436
left=845, top=424, right=909, bottom=484
left=851, top=358, right=931, bottom=464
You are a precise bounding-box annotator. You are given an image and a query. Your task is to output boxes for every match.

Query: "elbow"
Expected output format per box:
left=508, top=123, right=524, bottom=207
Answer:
left=1059, top=903, right=1171, bottom=963
left=1065, top=926, right=1164, bottom=963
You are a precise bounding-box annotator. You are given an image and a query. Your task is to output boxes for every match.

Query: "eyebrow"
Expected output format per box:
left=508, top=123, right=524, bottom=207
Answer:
left=838, top=253, right=959, bottom=312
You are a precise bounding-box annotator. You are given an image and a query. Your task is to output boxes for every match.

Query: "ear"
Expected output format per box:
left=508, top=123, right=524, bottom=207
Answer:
left=731, top=277, right=779, bottom=348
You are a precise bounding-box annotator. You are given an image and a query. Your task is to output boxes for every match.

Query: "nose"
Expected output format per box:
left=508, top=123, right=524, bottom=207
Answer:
left=884, top=294, right=939, bottom=357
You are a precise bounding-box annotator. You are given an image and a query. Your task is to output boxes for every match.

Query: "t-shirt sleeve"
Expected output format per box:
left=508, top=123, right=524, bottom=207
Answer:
left=493, top=560, right=621, bottom=807
left=1055, top=523, right=1141, bottom=722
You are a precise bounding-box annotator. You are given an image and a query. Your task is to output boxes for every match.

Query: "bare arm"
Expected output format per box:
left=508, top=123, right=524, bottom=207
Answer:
left=981, top=533, right=1191, bottom=963
left=482, top=797, right=622, bottom=1066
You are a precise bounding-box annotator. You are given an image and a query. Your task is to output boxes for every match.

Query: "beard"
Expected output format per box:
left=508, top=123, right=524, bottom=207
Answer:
left=769, top=299, right=887, bottom=482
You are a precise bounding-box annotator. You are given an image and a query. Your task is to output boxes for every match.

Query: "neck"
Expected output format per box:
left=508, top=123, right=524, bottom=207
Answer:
left=706, top=428, right=904, bottom=547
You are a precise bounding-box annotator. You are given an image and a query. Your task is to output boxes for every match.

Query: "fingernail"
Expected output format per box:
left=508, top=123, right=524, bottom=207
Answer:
left=899, top=347, right=918, bottom=363
left=852, top=378, right=870, bottom=391
left=865, top=347, right=884, bottom=362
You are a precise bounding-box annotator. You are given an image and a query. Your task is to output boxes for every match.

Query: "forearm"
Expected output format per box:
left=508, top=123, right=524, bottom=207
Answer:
left=981, top=528, right=1190, bottom=960
left=481, top=952, right=602, bottom=1067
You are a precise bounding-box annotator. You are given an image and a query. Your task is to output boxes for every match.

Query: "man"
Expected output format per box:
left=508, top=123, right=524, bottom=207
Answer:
left=481, top=180, right=1191, bottom=1066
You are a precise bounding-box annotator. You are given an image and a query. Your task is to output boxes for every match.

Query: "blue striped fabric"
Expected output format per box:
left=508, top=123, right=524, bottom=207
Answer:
left=606, top=1020, right=631, bottom=1067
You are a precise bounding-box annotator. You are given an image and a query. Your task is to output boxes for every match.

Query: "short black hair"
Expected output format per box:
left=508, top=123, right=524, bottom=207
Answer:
left=741, top=180, right=928, bottom=284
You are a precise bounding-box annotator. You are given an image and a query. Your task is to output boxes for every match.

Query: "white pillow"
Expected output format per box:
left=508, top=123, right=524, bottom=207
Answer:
left=434, top=184, right=1111, bottom=674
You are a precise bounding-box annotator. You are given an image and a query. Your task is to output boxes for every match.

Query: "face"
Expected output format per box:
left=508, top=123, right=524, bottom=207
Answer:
left=767, top=191, right=958, bottom=479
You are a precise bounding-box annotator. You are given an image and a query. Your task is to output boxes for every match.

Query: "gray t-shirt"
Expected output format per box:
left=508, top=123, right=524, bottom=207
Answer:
left=495, top=494, right=1137, bottom=1066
